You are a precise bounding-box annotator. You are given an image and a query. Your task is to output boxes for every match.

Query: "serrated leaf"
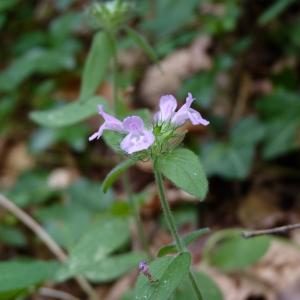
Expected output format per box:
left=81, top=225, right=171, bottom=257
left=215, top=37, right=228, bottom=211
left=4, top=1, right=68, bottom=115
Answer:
left=79, top=31, right=114, bottom=101
left=85, top=252, right=146, bottom=282
left=134, top=252, right=191, bottom=300
left=30, top=96, right=106, bottom=128
left=157, top=228, right=210, bottom=257
left=125, top=27, right=160, bottom=65
left=102, top=159, right=136, bottom=192
left=0, top=260, right=58, bottom=299
left=203, top=229, right=271, bottom=272
left=158, top=148, right=208, bottom=200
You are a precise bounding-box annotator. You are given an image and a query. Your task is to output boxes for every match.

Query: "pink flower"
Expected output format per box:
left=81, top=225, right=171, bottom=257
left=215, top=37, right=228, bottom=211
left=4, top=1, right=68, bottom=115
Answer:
left=154, top=95, right=177, bottom=123
left=154, top=93, right=209, bottom=127
left=89, top=107, right=154, bottom=155
left=89, top=105, right=125, bottom=141
left=120, top=116, right=154, bottom=154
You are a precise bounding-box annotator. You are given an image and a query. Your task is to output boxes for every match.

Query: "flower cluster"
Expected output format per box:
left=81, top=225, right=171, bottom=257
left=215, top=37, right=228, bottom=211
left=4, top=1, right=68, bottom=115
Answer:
left=89, top=93, right=209, bottom=155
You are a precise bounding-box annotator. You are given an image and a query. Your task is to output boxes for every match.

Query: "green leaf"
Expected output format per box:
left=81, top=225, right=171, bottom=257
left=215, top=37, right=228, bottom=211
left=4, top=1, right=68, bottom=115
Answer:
left=203, top=229, right=271, bottom=272
left=125, top=27, right=159, bottom=65
left=263, top=119, right=299, bottom=159
left=256, top=90, right=300, bottom=159
left=158, top=148, right=208, bottom=200
left=157, top=228, right=210, bottom=257
left=171, top=272, right=223, bottom=300
left=102, top=159, right=136, bottom=192
left=35, top=179, right=115, bottom=249
left=30, top=96, right=106, bottom=128
left=0, top=260, right=58, bottom=299
left=258, top=0, right=297, bottom=25
left=57, top=218, right=130, bottom=280
left=0, top=226, right=26, bottom=247
left=134, top=252, right=191, bottom=300
left=200, top=116, right=266, bottom=180
left=79, top=31, right=113, bottom=101
left=85, top=252, right=146, bottom=282
left=5, top=171, right=54, bottom=208
left=200, top=142, right=254, bottom=180
left=0, top=0, right=19, bottom=12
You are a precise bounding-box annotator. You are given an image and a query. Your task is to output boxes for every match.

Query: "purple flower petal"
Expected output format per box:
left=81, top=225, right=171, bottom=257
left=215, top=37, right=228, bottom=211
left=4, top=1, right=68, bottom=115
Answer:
left=188, top=109, right=209, bottom=126
left=155, top=95, right=177, bottom=122
left=120, top=130, right=154, bottom=154
left=98, top=105, right=124, bottom=132
left=138, top=261, right=149, bottom=273
left=89, top=105, right=124, bottom=142
left=123, top=116, right=144, bottom=133
left=171, top=93, right=209, bottom=126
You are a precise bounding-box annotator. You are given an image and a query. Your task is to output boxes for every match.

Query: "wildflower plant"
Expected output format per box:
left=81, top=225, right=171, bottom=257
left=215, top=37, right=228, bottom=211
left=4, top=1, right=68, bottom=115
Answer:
left=90, top=93, right=210, bottom=299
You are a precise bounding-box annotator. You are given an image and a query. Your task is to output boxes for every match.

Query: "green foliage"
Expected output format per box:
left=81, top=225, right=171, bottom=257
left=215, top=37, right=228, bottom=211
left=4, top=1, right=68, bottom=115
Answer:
left=256, top=90, right=300, bottom=159
left=0, top=260, right=58, bottom=300
left=102, top=159, right=136, bottom=192
left=259, top=0, right=297, bottom=25
left=35, top=178, right=115, bottom=249
left=30, top=96, right=106, bottom=128
left=79, top=31, right=114, bottom=101
left=85, top=252, right=146, bottom=282
left=0, top=49, right=76, bottom=92
left=29, top=124, right=90, bottom=153
left=157, top=228, right=210, bottom=257
left=158, top=148, right=208, bottom=200
left=134, top=252, right=191, bottom=300
left=171, top=272, right=223, bottom=300
left=125, top=27, right=159, bottom=65
left=56, top=218, right=131, bottom=280
left=142, top=0, right=199, bottom=37
left=199, top=0, right=240, bottom=35
left=5, top=171, right=55, bottom=207
left=0, top=0, right=19, bottom=12
left=203, top=229, right=271, bottom=272
left=200, top=116, right=265, bottom=179
left=0, top=226, right=26, bottom=247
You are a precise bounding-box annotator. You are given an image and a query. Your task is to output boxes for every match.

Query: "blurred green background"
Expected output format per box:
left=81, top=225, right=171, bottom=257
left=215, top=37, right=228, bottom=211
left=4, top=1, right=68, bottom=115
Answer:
left=1, top=0, right=300, bottom=299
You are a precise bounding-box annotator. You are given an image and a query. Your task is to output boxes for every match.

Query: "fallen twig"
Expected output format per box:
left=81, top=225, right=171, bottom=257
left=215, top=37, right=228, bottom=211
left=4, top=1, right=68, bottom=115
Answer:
left=242, top=223, right=300, bottom=238
left=0, top=193, right=98, bottom=300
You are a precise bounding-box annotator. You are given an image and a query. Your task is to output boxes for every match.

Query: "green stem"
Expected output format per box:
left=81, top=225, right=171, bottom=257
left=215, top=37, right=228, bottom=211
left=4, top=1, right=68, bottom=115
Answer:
left=111, top=48, right=119, bottom=114
left=106, top=29, right=119, bottom=114
left=122, top=173, right=150, bottom=258
left=189, top=272, right=204, bottom=300
left=153, top=164, right=184, bottom=251
left=153, top=161, right=203, bottom=300
left=108, top=30, right=149, bottom=256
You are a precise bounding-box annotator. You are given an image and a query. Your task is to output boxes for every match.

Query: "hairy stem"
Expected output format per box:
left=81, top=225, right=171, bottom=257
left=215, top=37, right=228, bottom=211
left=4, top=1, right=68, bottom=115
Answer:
left=0, top=194, right=98, bottom=300
left=153, top=163, right=203, bottom=300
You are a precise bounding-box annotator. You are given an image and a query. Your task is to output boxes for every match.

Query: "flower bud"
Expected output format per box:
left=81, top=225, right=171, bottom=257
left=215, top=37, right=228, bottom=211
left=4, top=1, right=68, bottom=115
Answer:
left=91, top=0, right=132, bottom=31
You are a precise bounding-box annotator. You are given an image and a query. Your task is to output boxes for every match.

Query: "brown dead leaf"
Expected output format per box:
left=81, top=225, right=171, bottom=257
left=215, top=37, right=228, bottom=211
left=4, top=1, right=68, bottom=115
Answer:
left=47, top=168, right=79, bottom=189
left=2, top=143, right=35, bottom=186
left=139, top=36, right=212, bottom=106
left=201, top=240, right=300, bottom=300
left=237, top=188, right=285, bottom=229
